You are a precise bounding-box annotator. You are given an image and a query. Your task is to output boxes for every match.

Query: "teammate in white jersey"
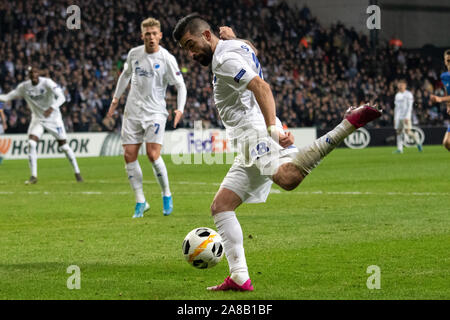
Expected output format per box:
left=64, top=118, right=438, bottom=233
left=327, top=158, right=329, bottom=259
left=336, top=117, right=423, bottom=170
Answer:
left=393, top=79, right=422, bottom=153
left=0, top=66, right=83, bottom=184
left=107, top=17, right=187, bottom=218
left=173, top=14, right=382, bottom=291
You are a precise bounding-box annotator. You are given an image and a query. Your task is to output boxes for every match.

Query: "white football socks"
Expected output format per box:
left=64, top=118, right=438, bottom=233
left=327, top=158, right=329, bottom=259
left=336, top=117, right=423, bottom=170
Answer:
left=293, top=119, right=355, bottom=177
left=60, top=144, right=80, bottom=174
left=125, top=160, right=145, bottom=203
left=397, top=133, right=404, bottom=152
left=151, top=156, right=171, bottom=197
left=213, top=211, right=249, bottom=285
left=28, top=140, right=38, bottom=177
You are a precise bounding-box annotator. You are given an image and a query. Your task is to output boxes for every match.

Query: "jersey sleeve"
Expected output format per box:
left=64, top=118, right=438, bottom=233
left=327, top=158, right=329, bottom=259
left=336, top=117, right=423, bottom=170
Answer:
left=165, top=54, right=185, bottom=86
left=406, top=92, right=414, bottom=118
left=214, top=52, right=258, bottom=93
left=45, top=78, right=66, bottom=109
left=113, top=50, right=133, bottom=99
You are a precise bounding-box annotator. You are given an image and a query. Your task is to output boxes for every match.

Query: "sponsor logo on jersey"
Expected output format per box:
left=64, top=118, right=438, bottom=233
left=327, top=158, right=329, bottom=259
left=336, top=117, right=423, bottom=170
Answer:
left=135, top=66, right=154, bottom=78
left=344, top=127, right=371, bottom=149
left=234, top=69, right=246, bottom=83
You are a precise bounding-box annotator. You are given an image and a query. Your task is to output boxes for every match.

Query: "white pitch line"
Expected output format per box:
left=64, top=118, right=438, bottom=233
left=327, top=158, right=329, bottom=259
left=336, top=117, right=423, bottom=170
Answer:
left=0, top=190, right=448, bottom=196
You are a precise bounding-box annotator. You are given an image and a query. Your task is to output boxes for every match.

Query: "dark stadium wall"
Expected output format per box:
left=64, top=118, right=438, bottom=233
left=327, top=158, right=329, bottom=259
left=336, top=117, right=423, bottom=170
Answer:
left=285, top=0, right=450, bottom=48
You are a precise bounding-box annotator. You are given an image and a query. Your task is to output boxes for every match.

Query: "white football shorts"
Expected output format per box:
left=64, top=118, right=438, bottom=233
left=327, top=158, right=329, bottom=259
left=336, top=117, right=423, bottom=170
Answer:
left=394, top=118, right=412, bottom=130
left=121, top=117, right=167, bottom=145
left=28, top=117, right=67, bottom=140
left=220, top=132, right=298, bottom=204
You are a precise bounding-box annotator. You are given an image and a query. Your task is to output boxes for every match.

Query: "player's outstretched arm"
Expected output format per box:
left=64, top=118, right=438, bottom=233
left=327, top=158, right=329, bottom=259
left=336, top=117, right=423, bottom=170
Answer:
left=0, top=89, right=21, bottom=102
left=430, top=94, right=450, bottom=103
left=247, top=76, right=294, bottom=148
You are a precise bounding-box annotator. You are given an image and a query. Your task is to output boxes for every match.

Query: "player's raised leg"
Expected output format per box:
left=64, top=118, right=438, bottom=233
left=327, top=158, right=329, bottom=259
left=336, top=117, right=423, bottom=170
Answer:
left=273, top=104, right=382, bottom=190
left=124, top=143, right=149, bottom=218
left=207, top=188, right=254, bottom=291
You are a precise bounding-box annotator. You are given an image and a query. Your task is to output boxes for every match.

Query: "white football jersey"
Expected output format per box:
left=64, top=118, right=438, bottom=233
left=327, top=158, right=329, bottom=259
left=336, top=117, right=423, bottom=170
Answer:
left=0, top=77, right=65, bottom=121
left=394, top=90, right=414, bottom=120
left=212, top=40, right=281, bottom=139
left=116, top=45, right=185, bottom=121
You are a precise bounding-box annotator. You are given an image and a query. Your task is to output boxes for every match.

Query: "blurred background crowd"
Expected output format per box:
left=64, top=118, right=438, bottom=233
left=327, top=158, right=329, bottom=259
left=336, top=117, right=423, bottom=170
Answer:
left=0, top=0, right=448, bottom=134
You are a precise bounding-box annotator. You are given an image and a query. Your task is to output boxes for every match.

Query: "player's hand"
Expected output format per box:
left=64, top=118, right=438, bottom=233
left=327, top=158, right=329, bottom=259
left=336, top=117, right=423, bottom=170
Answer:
left=107, top=98, right=119, bottom=118
left=447, top=104, right=450, bottom=115
left=173, top=110, right=183, bottom=128
left=219, top=26, right=237, bottom=40
left=279, top=131, right=294, bottom=148
left=430, top=94, right=442, bottom=103
left=43, top=108, right=53, bottom=118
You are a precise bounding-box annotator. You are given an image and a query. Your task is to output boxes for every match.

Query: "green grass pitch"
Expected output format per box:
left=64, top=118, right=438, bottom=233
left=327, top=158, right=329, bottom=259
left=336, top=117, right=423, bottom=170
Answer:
left=0, top=145, right=449, bottom=300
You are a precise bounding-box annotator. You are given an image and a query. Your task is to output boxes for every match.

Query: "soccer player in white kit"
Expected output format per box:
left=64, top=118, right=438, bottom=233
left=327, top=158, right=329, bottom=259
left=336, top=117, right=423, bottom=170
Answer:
left=393, top=79, right=422, bottom=153
left=0, top=66, right=82, bottom=184
left=173, top=14, right=382, bottom=291
left=107, top=18, right=187, bottom=218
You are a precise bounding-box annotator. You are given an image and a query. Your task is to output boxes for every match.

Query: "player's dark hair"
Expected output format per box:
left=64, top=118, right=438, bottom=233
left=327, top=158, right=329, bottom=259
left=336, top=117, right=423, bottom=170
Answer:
left=444, top=49, right=450, bottom=56
left=172, top=13, right=212, bottom=42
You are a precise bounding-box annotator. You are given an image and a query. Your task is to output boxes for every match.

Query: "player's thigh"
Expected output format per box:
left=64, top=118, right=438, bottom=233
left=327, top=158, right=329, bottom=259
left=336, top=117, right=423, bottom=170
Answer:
left=121, top=118, right=145, bottom=145
left=123, top=143, right=142, bottom=163
left=42, top=119, right=67, bottom=141
left=27, top=119, right=44, bottom=140
left=143, top=119, right=166, bottom=146
left=210, top=187, right=243, bottom=215
left=145, top=142, right=162, bottom=162
left=219, top=159, right=272, bottom=206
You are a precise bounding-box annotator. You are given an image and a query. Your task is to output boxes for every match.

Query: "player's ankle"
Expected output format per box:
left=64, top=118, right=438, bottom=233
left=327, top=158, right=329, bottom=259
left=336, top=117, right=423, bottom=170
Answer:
left=230, top=271, right=250, bottom=286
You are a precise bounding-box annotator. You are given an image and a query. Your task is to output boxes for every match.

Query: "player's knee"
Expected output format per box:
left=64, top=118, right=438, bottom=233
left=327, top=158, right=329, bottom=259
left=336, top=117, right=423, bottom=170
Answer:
left=124, top=150, right=138, bottom=163
left=147, top=149, right=160, bottom=162
left=210, top=198, right=231, bottom=216
left=273, top=162, right=303, bottom=191
left=57, top=140, right=67, bottom=147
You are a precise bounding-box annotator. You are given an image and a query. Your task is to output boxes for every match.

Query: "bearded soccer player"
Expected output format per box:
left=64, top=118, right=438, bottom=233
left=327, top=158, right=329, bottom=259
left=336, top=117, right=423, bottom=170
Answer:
left=430, top=49, right=450, bottom=151
left=107, top=17, right=187, bottom=218
left=173, top=14, right=382, bottom=291
left=0, top=66, right=82, bottom=183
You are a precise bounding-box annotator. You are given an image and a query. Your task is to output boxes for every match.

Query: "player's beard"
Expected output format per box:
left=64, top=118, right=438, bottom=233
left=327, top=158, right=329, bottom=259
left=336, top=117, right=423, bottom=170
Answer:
left=194, top=45, right=213, bottom=66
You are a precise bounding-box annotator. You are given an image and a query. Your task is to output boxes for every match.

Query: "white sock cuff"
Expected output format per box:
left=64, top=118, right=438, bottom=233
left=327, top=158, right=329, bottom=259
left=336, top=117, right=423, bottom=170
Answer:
left=152, top=156, right=164, bottom=167
left=28, top=140, right=37, bottom=148
left=126, top=160, right=139, bottom=170
left=213, top=211, right=236, bottom=225
left=60, top=143, right=70, bottom=152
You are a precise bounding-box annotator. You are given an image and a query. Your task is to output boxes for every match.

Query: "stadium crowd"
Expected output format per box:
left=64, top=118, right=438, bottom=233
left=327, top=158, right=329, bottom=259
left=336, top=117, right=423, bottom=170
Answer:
left=0, top=0, right=448, bottom=134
